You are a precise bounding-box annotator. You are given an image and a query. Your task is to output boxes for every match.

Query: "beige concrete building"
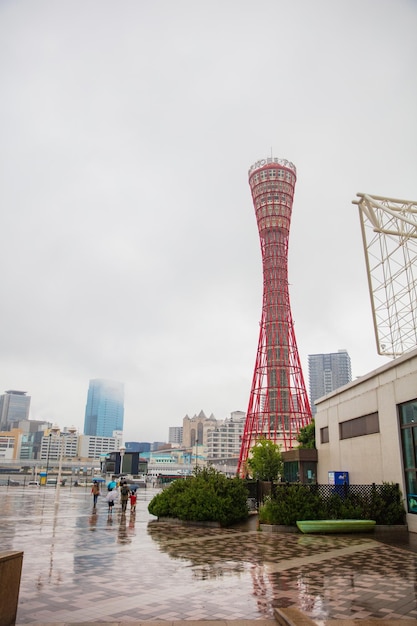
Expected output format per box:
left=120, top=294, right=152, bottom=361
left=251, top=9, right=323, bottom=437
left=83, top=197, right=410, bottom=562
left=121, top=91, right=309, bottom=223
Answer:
left=206, top=411, right=245, bottom=461
left=315, top=346, right=417, bottom=533
left=182, top=411, right=217, bottom=447
left=0, top=428, right=22, bottom=460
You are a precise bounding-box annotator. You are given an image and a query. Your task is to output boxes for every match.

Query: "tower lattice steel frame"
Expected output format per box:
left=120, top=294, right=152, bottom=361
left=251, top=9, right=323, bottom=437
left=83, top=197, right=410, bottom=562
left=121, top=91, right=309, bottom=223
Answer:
left=237, top=157, right=312, bottom=477
left=353, top=192, right=417, bottom=357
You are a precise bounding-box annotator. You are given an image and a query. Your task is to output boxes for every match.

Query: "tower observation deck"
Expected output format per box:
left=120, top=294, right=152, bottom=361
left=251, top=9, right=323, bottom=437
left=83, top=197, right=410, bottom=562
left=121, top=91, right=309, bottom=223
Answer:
left=237, top=157, right=312, bottom=477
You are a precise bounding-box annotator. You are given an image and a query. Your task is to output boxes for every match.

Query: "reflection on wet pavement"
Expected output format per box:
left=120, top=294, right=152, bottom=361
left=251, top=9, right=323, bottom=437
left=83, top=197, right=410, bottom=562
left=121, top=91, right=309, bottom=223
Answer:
left=1, top=486, right=417, bottom=623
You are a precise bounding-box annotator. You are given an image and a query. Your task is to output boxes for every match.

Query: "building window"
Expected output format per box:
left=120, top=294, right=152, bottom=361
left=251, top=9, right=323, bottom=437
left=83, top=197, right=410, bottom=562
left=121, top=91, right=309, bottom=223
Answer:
left=320, top=427, right=329, bottom=443
left=339, top=412, right=379, bottom=440
left=399, top=399, right=417, bottom=514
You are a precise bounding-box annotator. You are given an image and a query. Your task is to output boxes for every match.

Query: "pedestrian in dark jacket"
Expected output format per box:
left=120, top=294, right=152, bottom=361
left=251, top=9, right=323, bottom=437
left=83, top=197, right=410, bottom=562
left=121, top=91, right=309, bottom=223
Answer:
left=120, top=483, right=130, bottom=513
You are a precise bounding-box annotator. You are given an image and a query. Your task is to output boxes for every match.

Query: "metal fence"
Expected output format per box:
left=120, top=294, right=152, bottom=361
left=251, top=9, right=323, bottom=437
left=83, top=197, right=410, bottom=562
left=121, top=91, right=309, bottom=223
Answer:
left=245, top=481, right=405, bottom=524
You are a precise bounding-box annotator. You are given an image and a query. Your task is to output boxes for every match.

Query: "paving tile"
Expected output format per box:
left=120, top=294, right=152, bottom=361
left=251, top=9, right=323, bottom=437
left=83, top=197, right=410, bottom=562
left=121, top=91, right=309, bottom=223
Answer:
left=1, top=485, right=417, bottom=623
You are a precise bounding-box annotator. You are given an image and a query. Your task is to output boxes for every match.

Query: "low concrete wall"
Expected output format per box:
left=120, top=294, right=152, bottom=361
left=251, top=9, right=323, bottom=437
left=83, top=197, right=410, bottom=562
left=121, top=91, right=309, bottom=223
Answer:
left=261, top=523, right=409, bottom=536
left=0, top=551, right=23, bottom=626
left=150, top=517, right=221, bottom=528
left=374, top=524, right=408, bottom=534
left=260, top=524, right=299, bottom=533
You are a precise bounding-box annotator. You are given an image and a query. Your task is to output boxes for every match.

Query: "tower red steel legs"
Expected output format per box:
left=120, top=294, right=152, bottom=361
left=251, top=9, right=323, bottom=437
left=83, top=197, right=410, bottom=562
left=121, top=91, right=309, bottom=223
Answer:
left=237, top=158, right=312, bottom=477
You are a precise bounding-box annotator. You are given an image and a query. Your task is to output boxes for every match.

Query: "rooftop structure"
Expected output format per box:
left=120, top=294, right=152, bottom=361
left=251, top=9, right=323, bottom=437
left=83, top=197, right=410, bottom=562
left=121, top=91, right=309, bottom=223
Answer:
left=353, top=192, right=417, bottom=356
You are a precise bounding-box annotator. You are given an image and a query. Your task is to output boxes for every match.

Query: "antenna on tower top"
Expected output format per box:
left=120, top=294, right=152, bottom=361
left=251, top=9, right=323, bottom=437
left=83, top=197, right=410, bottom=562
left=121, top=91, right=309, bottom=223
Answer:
left=270, top=147, right=273, bottom=158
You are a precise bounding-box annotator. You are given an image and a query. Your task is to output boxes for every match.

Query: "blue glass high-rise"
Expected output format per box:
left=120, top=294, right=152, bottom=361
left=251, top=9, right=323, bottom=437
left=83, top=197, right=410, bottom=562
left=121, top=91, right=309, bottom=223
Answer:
left=83, top=379, right=124, bottom=437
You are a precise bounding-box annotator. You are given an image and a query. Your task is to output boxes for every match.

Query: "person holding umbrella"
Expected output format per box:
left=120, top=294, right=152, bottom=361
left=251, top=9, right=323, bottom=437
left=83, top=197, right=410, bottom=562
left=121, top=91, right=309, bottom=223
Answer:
left=105, top=488, right=118, bottom=515
left=91, top=481, right=100, bottom=508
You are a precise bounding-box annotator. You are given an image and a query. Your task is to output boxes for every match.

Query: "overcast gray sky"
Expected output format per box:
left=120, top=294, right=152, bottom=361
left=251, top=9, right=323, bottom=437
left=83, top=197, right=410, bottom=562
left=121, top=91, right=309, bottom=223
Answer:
left=1, top=0, right=416, bottom=442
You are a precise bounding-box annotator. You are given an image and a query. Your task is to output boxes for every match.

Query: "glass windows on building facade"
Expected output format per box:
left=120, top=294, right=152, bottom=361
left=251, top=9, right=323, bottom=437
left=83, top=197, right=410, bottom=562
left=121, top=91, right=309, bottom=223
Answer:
left=399, top=399, right=417, bottom=514
left=308, top=350, right=352, bottom=415
left=83, top=379, right=124, bottom=438
left=339, top=413, right=379, bottom=440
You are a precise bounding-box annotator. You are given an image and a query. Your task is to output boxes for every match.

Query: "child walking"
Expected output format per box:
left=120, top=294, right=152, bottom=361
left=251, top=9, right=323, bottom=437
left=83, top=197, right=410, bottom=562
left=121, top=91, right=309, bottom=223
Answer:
left=129, top=490, right=137, bottom=512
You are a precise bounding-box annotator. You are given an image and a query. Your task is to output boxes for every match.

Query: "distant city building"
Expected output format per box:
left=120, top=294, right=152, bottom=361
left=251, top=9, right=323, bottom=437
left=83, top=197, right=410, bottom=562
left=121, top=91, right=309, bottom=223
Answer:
left=0, top=390, right=31, bottom=430
left=206, top=411, right=245, bottom=460
left=18, top=419, right=52, bottom=460
left=78, top=433, right=122, bottom=459
left=0, top=428, right=22, bottom=460
left=83, top=379, right=124, bottom=437
left=151, top=441, right=168, bottom=451
left=18, top=419, right=52, bottom=434
left=308, top=349, right=352, bottom=415
left=40, top=427, right=79, bottom=461
left=168, top=426, right=183, bottom=445
left=126, top=442, right=151, bottom=453
left=182, top=411, right=217, bottom=447
left=39, top=428, right=122, bottom=462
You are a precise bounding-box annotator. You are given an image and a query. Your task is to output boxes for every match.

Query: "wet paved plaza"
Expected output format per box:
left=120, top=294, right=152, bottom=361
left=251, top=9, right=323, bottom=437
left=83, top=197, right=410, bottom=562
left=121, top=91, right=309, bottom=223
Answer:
left=2, top=485, right=417, bottom=624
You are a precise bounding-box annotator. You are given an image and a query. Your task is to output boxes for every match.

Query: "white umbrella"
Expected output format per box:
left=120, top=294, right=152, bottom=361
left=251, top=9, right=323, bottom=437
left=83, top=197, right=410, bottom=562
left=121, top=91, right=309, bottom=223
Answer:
left=106, top=491, right=118, bottom=503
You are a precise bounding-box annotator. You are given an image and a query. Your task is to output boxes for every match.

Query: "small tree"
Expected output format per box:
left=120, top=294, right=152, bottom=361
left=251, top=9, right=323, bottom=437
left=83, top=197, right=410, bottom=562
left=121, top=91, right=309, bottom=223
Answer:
left=247, top=437, right=283, bottom=481
left=296, top=419, right=316, bottom=449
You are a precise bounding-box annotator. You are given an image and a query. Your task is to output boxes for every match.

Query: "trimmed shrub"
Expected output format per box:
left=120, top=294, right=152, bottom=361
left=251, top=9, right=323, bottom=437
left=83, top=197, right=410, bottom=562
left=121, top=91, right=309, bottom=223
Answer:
left=258, top=484, right=325, bottom=526
left=258, top=481, right=406, bottom=526
left=369, top=482, right=406, bottom=524
left=148, top=467, right=249, bottom=527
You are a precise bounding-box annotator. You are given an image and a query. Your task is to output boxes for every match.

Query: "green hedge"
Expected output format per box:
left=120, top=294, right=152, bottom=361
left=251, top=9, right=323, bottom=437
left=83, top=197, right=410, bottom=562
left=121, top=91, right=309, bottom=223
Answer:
left=148, top=467, right=249, bottom=527
left=259, top=484, right=325, bottom=526
left=258, top=482, right=406, bottom=526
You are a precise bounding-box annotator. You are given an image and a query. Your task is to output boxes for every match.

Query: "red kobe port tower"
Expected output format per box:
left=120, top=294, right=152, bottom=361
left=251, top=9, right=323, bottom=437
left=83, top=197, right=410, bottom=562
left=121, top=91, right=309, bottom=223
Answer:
left=237, top=157, right=312, bottom=477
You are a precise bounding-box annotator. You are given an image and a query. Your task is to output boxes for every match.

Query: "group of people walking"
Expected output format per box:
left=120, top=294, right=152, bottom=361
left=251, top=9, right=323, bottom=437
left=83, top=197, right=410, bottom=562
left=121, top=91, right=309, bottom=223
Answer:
left=91, top=478, right=137, bottom=514
left=119, top=480, right=137, bottom=513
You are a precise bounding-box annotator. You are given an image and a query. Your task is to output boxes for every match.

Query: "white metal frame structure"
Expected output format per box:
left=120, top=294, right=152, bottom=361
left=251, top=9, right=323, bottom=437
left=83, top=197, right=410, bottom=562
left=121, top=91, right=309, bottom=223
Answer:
left=353, top=193, right=417, bottom=357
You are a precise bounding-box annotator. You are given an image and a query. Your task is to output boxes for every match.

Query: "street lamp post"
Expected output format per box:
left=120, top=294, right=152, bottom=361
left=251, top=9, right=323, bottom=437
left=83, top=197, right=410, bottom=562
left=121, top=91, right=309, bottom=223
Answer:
left=195, top=438, right=198, bottom=471
left=119, top=446, right=126, bottom=477
left=54, top=435, right=65, bottom=504
left=45, top=433, right=52, bottom=478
